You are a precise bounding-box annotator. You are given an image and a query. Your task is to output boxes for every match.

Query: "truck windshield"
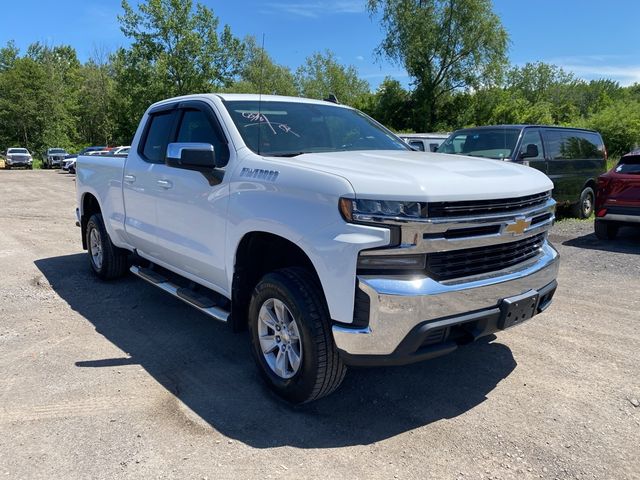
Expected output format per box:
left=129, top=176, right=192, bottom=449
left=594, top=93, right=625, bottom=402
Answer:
left=8, top=148, right=28, bottom=154
left=49, top=149, right=66, bottom=154
left=438, top=128, right=521, bottom=160
left=223, top=100, right=409, bottom=157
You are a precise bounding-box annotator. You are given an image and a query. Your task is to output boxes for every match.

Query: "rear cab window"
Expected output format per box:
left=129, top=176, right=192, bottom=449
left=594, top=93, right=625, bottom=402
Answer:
left=408, top=140, right=425, bottom=151
left=616, top=153, right=640, bottom=174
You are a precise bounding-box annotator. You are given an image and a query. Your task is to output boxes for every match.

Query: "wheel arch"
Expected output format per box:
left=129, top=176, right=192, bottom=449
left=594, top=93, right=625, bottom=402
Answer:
left=80, top=192, right=102, bottom=249
left=231, top=231, right=325, bottom=332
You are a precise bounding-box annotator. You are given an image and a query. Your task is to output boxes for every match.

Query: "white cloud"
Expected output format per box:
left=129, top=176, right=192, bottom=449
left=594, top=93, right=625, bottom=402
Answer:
left=545, top=55, right=640, bottom=86
left=265, top=1, right=365, bottom=18
left=356, top=55, right=365, bottom=61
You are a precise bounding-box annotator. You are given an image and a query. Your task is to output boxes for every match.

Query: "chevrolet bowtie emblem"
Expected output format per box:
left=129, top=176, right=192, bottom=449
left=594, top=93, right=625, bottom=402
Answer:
left=504, top=218, right=531, bottom=235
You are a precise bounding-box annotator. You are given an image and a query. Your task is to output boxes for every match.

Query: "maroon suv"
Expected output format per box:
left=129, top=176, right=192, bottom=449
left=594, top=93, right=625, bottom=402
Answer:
left=594, top=150, right=640, bottom=239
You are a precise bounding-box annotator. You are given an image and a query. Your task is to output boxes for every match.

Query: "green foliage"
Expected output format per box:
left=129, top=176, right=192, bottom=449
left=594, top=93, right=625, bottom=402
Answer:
left=118, top=0, right=244, bottom=95
left=0, top=0, right=639, bottom=157
left=229, top=36, right=298, bottom=96
left=294, top=51, right=370, bottom=107
left=367, top=0, right=509, bottom=131
left=585, top=100, right=640, bottom=157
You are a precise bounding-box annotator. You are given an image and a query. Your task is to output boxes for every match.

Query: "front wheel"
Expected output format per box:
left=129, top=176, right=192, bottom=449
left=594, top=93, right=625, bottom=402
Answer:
left=86, top=213, right=129, bottom=280
left=248, top=267, right=346, bottom=404
left=572, top=186, right=595, bottom=218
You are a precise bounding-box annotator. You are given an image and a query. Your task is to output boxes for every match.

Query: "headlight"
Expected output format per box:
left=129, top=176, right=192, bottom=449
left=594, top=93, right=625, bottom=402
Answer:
left=339, top=197, right=425, bottom=223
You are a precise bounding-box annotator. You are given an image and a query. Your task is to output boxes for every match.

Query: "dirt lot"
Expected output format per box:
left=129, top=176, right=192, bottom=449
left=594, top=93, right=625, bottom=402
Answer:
left=1, top=170, right=639, bottom=480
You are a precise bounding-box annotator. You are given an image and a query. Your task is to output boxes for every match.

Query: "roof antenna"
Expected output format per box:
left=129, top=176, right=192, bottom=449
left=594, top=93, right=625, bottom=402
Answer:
left=257, top=33, right=266, bottom=156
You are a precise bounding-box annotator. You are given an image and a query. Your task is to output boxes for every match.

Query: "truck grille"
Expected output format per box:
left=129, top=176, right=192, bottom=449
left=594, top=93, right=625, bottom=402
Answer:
left=426, top=233, right=546, bottom=281
left=427, top=191, right=551, bottom=218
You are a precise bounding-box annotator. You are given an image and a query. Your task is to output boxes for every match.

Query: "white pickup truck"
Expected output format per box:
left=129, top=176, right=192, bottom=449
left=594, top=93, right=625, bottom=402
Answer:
left=76, top=94, right=559, bottom=403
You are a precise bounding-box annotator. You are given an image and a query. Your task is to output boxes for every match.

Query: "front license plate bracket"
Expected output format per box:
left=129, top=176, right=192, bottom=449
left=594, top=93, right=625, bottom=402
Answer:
left=499, top=290, right=539, bottom=330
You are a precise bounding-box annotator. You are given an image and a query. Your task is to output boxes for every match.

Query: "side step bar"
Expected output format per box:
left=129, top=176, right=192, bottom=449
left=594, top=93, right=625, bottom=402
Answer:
left=130, top=265, right=229, bottom=323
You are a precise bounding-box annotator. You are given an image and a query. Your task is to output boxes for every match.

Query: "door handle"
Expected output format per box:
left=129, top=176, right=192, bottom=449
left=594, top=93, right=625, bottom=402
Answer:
left=157, top=179, right=173, bottom=189
left=124, top=174, right=136, bottom=183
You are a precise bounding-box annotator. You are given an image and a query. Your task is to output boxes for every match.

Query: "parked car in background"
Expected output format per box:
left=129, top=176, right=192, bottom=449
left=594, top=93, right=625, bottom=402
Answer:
left=42, top=148, right=68, bottom=169
left=398, top=133, right=449, bottom=152
left=594, top=150, right=640, bottom=239
left=438, top=125, right=607, bottom=218
left=78, top=146, right=106, bottom=156
left=107, top=146, right=131, bottom=157
left=5, top=148, right=33, bottom=169
left=62, top=154, right=78, bottom=174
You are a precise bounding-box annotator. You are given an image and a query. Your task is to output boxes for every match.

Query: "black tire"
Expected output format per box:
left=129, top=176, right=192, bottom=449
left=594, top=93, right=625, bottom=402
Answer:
left=594, top=219, right=619, bottom=240
left=85, top=213, right=129, bottom=280
left=5, top=165, right=10, bottom=170
left=43, top=161, right=48, bottom=169
left=571, top=186, right=595, bottom=219
left=248, top=267, right=346, bottom=404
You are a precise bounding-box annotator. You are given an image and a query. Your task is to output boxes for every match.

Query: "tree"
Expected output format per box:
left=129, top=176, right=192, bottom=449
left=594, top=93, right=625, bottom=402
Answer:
left=0, top=41, right=19, bottom=72
left=367, top=0, right=508, bottom=131
left=77, top=47, right=117, bottom=146
left=366, top=77, right=413, bottom=131
left=112, top=0, right=245, bottom=142
left=586, top=100, right=640, bottom=157
left=230, top=36, right=298, bottom=96
left=295, top=51, right=370, bottom=107
left=118, top=0, right=244, bottom=96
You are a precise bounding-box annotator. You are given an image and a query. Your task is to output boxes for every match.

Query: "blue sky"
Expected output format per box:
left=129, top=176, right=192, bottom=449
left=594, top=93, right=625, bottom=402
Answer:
left=2, top=0, right=640, bottom=89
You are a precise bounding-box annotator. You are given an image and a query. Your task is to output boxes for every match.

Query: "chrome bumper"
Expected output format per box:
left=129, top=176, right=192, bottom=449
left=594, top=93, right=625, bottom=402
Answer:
left=332, top=242, right=559, bottom=358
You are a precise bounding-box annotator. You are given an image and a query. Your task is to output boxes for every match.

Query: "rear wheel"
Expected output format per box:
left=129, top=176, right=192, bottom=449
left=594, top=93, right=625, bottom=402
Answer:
left=248, top=267, right=346, bottom=404
left=86, top=213, right=129, bottom=280
left=572, top=186, right=595, bottom=218
left=594, top=220, right=619, bottom=240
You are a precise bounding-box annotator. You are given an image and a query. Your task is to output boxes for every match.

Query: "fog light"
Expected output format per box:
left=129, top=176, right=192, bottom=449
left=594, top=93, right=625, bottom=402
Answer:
left=357, top=254, right=426, bottom=271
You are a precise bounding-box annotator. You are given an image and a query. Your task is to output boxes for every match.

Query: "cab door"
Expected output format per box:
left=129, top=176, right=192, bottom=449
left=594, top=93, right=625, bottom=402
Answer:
left=150, top=101, right=232, bottom=292
left=122, top=106, right=178, bottom=258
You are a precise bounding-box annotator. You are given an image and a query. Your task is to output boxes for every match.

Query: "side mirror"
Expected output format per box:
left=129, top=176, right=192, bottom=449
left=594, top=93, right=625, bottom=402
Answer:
left=166, top=142, right=218, bottom=170
left=520, top=143, right=539, bottom=159
left=429, top=143, right=439, bottom=152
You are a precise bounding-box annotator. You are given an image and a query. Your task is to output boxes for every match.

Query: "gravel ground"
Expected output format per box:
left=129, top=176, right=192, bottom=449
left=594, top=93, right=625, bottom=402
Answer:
left=1, top=170, right=639, bottom=480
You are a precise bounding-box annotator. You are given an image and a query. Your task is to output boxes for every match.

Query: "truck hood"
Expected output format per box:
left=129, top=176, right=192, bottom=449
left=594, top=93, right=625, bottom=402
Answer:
left=285, top=150, right=553, bottom=202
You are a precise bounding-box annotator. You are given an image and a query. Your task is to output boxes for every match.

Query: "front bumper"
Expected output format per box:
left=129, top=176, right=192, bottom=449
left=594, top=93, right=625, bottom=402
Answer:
left=333, top=242, right=559, bottom=366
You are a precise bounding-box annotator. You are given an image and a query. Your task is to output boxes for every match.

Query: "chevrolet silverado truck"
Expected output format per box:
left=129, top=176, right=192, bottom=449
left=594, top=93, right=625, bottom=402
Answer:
left=76, top=94, right=559, bottom=403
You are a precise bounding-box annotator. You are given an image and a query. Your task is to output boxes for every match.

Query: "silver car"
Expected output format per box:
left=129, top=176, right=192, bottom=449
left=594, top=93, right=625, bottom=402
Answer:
left=5, top=148, right=33, bottom=169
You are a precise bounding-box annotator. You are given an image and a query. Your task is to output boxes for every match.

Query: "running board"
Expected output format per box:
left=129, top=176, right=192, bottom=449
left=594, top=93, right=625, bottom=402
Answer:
left=130, top=265, right=229, bottom=323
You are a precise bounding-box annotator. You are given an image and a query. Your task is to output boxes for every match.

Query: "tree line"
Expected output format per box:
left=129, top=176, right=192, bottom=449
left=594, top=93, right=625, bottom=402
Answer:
left=1, top=0, right=639, bottom=159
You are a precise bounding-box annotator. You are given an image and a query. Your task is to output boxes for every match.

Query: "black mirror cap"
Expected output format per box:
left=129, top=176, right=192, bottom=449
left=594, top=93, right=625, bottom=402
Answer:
left=520, top=143, right=539, bottom=160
